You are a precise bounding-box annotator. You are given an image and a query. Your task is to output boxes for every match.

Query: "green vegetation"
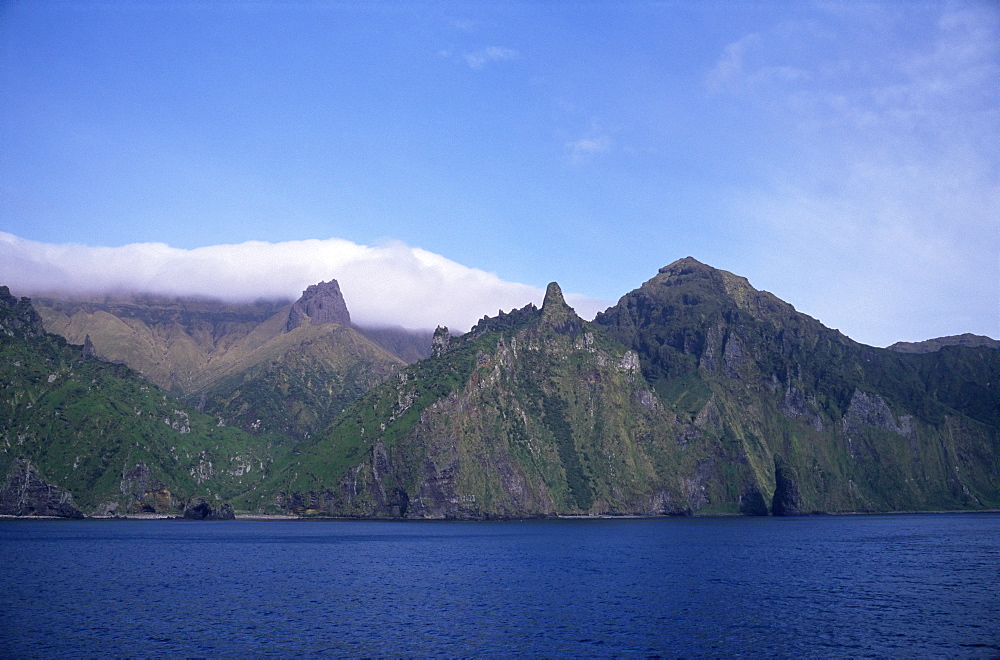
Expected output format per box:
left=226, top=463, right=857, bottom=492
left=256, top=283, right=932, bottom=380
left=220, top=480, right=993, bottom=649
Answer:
left=4, top=257, right=998, bottom=519
left=1, top=287, right=287, bottom=514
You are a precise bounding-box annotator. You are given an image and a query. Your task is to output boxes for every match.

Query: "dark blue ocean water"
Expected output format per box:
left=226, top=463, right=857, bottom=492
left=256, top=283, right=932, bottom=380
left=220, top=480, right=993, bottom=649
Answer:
left=1, top=514, right=998, bottom=658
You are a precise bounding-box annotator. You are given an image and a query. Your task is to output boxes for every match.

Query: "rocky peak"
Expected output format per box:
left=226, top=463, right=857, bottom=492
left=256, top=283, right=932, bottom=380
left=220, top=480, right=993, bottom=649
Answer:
left=541, top=282, right=570, bottom=313
left=887, top=333, right=1000, bottom=354
left=432, top=326, right=451, bottom=357
left=286, top=280, right=351, bottom=332
left=540, top=282, right=582, bottom=335
left=0, top=286, right=46, bottom=340
left=657, top=256, right=709, bottom=276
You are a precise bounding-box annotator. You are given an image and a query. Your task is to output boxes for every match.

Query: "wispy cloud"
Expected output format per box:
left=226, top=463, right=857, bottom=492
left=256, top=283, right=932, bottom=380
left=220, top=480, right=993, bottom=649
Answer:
left=713, top=5, right=1000, bottom=345
left=565, top=119, right=613, bottom=165
left=0, top=233, right=608, bottom=331
left=566, top=135, right=611, bottom=165
left=463, top=46, right=519, bottom=69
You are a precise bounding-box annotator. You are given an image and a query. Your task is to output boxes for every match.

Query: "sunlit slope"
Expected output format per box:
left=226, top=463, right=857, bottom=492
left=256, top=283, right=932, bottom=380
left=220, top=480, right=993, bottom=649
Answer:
left=593, top=258, right=1000, bottom=513
left=1, top=287, right=288, bottom=515
left=263, top=263, right=999, bottom=518
left=34, top=290, right=412, bottom=441
left=193, top=321, right=405, bottom=440
left=34, top=296, right=290, bottom=393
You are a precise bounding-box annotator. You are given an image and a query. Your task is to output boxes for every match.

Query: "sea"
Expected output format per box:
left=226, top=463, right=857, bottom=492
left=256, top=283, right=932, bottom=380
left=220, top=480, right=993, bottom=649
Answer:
left=1, top=513, right=998, bottom=658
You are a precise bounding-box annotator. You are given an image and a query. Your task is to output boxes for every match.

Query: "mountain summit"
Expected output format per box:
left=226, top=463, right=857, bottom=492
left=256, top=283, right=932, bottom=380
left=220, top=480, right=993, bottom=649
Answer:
left=286, top=280, right=351, bottom=331
left=3, top=259, right=997, bottom=518
left=269, top=259, right=999, bottom=517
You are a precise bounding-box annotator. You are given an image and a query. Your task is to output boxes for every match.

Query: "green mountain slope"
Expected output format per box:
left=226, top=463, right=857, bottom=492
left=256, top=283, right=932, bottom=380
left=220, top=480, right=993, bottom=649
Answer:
left=193, top=321, right=405, bottom=440
left=262, top=262, right=999, bottom=518
left=35, top=295, right=290, bottom=393
left=34, top=283, right=416, bottom=441
left=7, top=259, right=997, bottom=519
left=592, top=258, right=1000, bottom=513
left=0, top=287, right=288, bottom=516
left=261, top=284, right=759, bottom=517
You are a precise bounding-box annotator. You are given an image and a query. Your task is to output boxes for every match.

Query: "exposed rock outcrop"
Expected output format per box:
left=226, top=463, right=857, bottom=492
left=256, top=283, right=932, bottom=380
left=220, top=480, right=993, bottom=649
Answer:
left=771, top=456, right=803, bottom=516
left=431, top=326, right=451, bottom=357
left=81, top=334, right=97, bottom=359
left=843, top=389, right=912, bottom=439
left=0, top=459, right=84, bottom=518
left=0, top=286, right=46, bottom=340
left=286, top=280, right=351, bottom=331
left=120, top=462, right=179, bottom=513
left=540, top=282, right=582, bottom=336
left=182, top=496, right=235, bottom=520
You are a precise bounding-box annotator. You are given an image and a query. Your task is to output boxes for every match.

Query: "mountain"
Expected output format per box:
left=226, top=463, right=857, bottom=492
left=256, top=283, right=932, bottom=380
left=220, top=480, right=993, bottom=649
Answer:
left=33, top=281, right=429, bottom=440
left=887, top=334, right=999, bottom=354
left=6, top=258, right=997, bottom=519
left=262, top=259, right=999, bottom=517
left=33, top=294, right=289, bottom=393
left=188, top=281, right=406, bottom=439
left=592, top=258, right=999, bottom=513
left=0, top=286, right=284, bottom=517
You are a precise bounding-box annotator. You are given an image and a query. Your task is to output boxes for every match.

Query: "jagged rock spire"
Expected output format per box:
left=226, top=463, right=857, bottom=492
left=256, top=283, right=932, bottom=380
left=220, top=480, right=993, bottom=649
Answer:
left=432, top=326, right=451, bottom=357
left=540, top=282, right=581, bottom=335
left=286, top=280, right=351, bottom=332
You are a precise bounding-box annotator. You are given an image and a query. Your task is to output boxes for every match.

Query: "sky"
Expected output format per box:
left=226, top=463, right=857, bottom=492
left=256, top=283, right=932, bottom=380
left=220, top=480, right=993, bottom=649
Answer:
left=1, top=1, right=997, bottom=344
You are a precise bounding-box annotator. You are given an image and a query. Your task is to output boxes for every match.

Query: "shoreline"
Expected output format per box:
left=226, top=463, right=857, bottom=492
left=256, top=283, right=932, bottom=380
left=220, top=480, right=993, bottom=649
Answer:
left=3, top=509, right=999, bottom=522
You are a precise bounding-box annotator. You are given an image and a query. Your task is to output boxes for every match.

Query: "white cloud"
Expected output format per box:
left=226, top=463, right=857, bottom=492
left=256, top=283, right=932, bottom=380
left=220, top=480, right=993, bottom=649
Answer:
left=718, top=5, right=1000, bottom=346
left=463, top=46, right=519, bottom=69
left=707, top=33, right=761, bottom=92
left=566, top=135, right=612, bottom=165
left=0, top=232, right=607, bottom=331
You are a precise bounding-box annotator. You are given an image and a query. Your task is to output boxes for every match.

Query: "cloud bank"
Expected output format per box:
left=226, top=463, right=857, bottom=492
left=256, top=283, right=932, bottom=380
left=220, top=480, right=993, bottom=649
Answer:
left=0, top=232, right=608, bottom=331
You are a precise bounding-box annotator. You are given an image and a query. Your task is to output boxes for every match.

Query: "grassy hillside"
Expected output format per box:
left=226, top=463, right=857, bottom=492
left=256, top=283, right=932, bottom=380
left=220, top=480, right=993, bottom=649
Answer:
left=1, top=287, right=289, bottom=515
left=258, top=264, right=999, bottom=518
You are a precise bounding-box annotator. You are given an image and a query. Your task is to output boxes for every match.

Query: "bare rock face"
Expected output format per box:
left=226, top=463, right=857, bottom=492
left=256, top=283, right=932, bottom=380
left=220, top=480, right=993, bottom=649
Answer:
left=0, top=286, right=46, bottom=340
left=431, top=326, right=451, bottom=357
left=0, top=459, right=84, bottom=518
left=771, top=456, right=803, bottom=516
left=120, top=462, right=179, bottom=513
left=286, top=280, right=351, bottom=332
left=183, top=496, right=235, bottom=520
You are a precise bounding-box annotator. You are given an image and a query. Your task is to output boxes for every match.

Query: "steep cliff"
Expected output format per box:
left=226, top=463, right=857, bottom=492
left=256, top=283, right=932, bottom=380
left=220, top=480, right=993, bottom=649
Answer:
left=0, top=286, right=285, bottom=516
left=593, top=258, right=1000, bottom=513
left=270, top=283, right=755, bottom=517
left=265, top=262, right=999, bottom=518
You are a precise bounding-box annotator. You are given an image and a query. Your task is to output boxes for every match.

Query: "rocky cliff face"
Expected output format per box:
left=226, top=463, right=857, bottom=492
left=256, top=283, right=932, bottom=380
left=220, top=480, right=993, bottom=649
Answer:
left=0, top=286, right=46, bottom=340
left=593, top=257, right=1000, bottom=514
left=276, top=282, right=748, bottom=517
left=0, top=291, right=286, bottom=517
left=4, top=261, right=997, bottom=519
left=269, top=260, right=999, bottom=518
left=182, top=496, right=235, bottom=520
left=286, top=280, right=351, bottom=331
left=0, top=459, right=83, bottom=518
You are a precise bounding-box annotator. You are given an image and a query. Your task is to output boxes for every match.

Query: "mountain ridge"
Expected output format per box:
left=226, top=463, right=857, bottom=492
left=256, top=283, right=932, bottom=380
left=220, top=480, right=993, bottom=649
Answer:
left=261, top=262, right=998, bottom=517
left=3, top=258, right=997, bottom=518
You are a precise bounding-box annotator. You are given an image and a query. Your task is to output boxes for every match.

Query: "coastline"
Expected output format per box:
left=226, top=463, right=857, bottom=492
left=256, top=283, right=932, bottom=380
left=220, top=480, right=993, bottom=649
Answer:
left=4, top=509, right=999, bottom=522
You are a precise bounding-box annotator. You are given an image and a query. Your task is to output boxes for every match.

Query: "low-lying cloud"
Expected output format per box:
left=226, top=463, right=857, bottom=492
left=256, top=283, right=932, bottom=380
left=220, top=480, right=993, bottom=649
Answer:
left=0, top=232, right=608, bottom=331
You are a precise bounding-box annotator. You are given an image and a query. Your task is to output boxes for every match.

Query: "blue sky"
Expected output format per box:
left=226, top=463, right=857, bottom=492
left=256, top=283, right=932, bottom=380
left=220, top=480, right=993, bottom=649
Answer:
left=1, top=1, right=997, bottom=344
